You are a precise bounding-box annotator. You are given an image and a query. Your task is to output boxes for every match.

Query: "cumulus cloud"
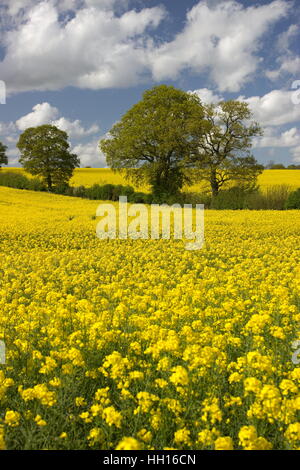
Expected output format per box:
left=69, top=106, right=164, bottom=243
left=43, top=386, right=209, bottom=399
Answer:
left=16, top=103, right=59, bottom=130
left=0, top=0, right=290, bottom=94
left=239, top=89, right=300, bottom=126
left=0, top=1, right=166, bottom=93
left=253, top=127, right=300, bottom=148
left=150, top=0, right=290, bottom=92
left=266, top=24, right=300, bottom=81
left=291, top=146, right=300, bottom=162
left=189, top=88, right=223, bottom=104
left=72, top=139, right=106, bottom=167
left=15, top=102, right=100, bottom=138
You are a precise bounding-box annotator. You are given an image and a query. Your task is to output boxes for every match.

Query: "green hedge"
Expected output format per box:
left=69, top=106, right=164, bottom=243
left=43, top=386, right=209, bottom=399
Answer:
left=285, top=188, right=300, bottom=209
left=0, top=171, right=298, bottom=209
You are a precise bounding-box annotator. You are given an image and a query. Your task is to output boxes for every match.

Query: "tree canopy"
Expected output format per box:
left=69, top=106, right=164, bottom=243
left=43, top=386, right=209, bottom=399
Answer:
left=0, top=141, right=8, bottom=168
left=17, top=125, right=80, bottom=190
left=100, top=85, right=208, bottom=198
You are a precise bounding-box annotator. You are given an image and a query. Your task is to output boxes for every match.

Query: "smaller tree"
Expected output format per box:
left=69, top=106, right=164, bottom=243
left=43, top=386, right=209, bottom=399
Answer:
left=0, top=141, right=8, bottom=168
left=17, top=125, right=80, bottom=190
left=190, top=100, right=264, bottom=196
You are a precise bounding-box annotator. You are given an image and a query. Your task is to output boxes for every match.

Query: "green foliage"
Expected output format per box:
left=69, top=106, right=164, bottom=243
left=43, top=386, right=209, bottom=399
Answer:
left=0, top=171, right=46, bottom=191
left=17, top=124, right=80, bottom=190
left=287, top=164, right=300, bottom=169
left=206, top=185, right=291, bottom=210
left=211, top=187, right=248, bottom=209
left=247, top=185, right=291, bottom=210
left=100, top=84, right=207, bottom=197
left=0, top=141, right=8, bottom=167
left=269, top=164, right=286, bottom=169
left=285, top=188, right=300, bottom=209
left=129, top=191, right=151, bottom=204
left=71, top=185, right=87, bottom=198
left=51, top=182, right=71, bottom=194
left=0, top=171, right=294, bottom=210
left=190, top=99, right=264, bottom=196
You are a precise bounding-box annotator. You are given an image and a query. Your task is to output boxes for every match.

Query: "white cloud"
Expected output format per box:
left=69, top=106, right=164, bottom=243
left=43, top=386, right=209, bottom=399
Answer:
left=291, top=145, right=300, bottom=162
left=239, top=89, right=300, bottom=126
left=15, top=102, right=100, bottom=138
left=189, top=88, right=223, bottom=104
left=254, top=127, right=300, bottom=148
left=3, top=0, right=35, bottom=16
left=16, top=103, right=59, bottom=130
left=0, top=0, right=290, bottom=94
left=266, top=56, right=300, bottom=80
left=150, top=0, right=290, bottom=92
left=72, top=139, right=106, bottom=167
left=0, top=1, right=166, bottom=93
left=0, top=121, right=17, bottom=136
left=52, top=117, right=100, bottom=138
left=265, top=23, right=300, bottom=81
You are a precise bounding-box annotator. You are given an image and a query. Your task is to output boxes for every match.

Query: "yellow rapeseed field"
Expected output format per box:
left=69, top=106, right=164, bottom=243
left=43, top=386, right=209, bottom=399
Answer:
left=0, top=186, right=300, bottom=450
left=6, top=167, right=300, bottom=192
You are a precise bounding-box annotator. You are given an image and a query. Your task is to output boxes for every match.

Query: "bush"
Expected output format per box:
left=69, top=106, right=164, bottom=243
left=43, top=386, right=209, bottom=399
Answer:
left=285, top=188, right=300, bottom=209
left=211, top=187, right=248, bottom=210
left=27, top=178, right=47, bottom=192
left=129, top=191, right=150, bottom=204
left=85, top=183, right=115, bottom=200
left=0, top=171, right=46, bottom=191
left=71, top=185, right=85, bottom=198
left=180, top=191, right=212, bottom=208
left=111, top=184, right=135, bottom=201
left=52, top=182, right=71, bottom=194
left=246, top=185, right=291, bottom=210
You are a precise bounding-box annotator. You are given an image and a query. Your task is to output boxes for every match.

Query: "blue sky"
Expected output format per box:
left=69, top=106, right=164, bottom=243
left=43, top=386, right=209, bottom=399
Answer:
left=0, top=0, right=299, bottom=167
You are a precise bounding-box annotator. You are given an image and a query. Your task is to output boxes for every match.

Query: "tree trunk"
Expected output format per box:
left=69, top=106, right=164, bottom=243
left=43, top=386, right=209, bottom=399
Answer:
left=210, top=169, right=219, bottom=197
left=46, top=173, right=52, bottom=191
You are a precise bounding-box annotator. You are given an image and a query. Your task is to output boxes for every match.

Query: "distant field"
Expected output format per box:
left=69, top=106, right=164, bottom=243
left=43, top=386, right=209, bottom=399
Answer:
left=5, top=167, right=300, bottom=192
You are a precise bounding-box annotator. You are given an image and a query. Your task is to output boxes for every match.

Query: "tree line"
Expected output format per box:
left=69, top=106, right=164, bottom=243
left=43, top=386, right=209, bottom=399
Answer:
left=0, top=84, right=297, bottom=201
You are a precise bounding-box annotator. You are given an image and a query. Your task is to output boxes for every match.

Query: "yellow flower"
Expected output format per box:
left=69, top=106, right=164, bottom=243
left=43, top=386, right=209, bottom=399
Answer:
left=169, top=366, right=189, bottom=386
left=87, top=428, right=104, bottom=445
left=79, top=412, right=92, bottom=423
left=75, top=396, right=87, bottom=407
left=174, top=428, right=191, bottom=445
left=34, top=415, right=47, bottom=427
left=238, top=426, right=272, bottom=450
left=137, top=428, right=152, bottom=443
left=0, top=426, right=6, bottom=450
left=102, top=406, right=122, bottom=428
left=214, top=436, right=234, bottom=450
left=4, top=410, right=21, bottom=427
left=244, top=377, right=261, bottom=395
left=116, top=437, right=142, bottom=450
left=285, top=423, right=300, bottom=442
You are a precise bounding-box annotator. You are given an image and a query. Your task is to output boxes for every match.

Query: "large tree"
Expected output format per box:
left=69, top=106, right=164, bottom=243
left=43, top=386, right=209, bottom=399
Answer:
left=17, top=125, right=80, bottom=190
left=100, top=85, right=208, bottom=197
left=190, top=100, right=264, bottom=196
left=0, top=142, right=8, bottom=168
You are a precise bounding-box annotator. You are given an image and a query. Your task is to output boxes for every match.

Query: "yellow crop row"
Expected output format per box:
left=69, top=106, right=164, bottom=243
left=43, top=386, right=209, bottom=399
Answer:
left=4, top=168, right=300, bottom=192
